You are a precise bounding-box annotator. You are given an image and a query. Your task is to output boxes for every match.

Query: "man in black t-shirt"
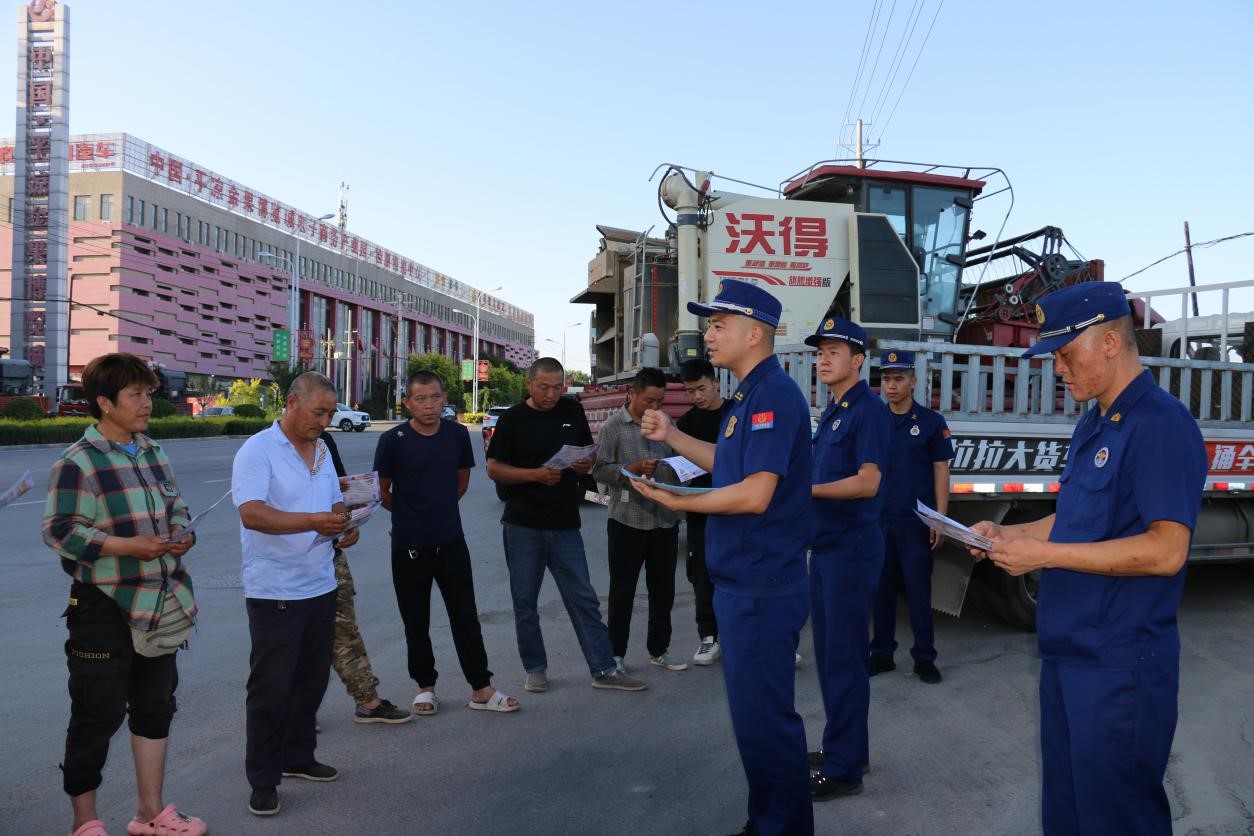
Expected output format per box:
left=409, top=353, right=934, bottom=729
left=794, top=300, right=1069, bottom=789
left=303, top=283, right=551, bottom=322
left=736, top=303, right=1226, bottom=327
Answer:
left=675, top=358, right=728, bottom=666
left=486, top=357, right=647, bottom=694
left=374, top=371, right=518, bottom=715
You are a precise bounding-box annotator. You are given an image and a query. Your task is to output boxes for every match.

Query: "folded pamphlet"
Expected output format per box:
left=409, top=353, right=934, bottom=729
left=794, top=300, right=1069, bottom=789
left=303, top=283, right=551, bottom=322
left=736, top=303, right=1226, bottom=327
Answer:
left=913, top=500, right=994, bottom=551
left=542, top=442, right=600, bottom=470
left=621, top=467, right=713, bottom=496
left=0, top=470, right=34, bottom=509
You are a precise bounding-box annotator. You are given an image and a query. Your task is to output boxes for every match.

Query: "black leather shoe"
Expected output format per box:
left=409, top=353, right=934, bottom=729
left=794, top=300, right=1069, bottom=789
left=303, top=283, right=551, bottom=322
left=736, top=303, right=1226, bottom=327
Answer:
left=811, top=771, right=863, bottom=800
left=869, top=655, right=896, bottom=675
left=809, top=751, right=871, bottom=774
left=913, top=660, right=942, bottom=684
left=248, top=785, right=280, bottom=816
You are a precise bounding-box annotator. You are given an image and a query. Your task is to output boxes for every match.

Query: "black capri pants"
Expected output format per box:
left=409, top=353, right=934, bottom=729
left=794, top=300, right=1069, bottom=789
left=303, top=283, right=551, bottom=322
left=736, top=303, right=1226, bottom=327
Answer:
left=61, top=581, right=179, bottom=797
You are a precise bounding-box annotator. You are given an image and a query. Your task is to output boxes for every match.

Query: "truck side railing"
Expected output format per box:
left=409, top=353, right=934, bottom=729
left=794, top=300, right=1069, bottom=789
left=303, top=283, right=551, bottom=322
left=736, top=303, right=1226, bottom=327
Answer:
left=752, top=340, right=1254, bottom=429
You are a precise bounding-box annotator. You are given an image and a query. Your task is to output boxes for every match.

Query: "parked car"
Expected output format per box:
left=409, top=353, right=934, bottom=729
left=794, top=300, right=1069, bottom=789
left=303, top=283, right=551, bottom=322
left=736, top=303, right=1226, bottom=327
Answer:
left=481, top=405, right=510, bottom=431
left=441, top=405, right=457, bottom=421
left=197, top=405, right=234, bottom=418
left=480, top=405, right=511, bottom=454
left=331, top=403, right=371, bottom=432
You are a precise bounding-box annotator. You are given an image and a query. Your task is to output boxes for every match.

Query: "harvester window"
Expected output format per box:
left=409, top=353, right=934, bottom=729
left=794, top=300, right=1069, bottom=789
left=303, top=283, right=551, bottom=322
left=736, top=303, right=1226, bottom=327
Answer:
left=911, top=187, right=970, bottom=334
left=868, top=186, right=907, bottom=238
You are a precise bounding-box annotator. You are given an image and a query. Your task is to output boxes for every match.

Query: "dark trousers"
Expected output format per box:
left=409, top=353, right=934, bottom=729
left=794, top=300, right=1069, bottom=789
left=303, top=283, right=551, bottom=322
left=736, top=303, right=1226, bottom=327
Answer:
left=685, top=517, right=718, bottom=640
left=716, top=588, right=813, bottom=836
left=62, top=582, right=179, bottom=797
left=245, top=590, right=335, bottom=788
left=1040, top=660, right=1177, bottom=836
left=811, top=523, right=885, bottom=783
left=871, top=518, right=937, bottom=663
left=606, top=518, right=678, bottom=659
left=391, top=538, right=492, bottom=690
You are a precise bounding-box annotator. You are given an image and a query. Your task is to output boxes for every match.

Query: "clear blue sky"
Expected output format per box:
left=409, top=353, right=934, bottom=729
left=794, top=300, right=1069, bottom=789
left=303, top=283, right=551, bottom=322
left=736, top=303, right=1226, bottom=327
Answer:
left=12, top=0, right=1253, bottom=371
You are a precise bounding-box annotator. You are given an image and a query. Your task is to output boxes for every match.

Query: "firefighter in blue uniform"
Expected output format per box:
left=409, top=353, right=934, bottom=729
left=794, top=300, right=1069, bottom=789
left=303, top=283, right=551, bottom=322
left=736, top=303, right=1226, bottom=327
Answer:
left=631, top=279, right=813, bottom=836
left=805, top=317, right=892, bottom=800
left=870, top=350, right=954, bottom=684
left=970, top=282, right=1206, bottom=835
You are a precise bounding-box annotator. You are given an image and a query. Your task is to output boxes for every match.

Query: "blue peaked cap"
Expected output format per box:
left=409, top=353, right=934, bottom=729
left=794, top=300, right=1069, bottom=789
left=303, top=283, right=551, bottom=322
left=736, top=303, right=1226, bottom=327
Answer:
left=880, top=349, right=915, bottom=369
left=804, top=316, right=868, bottom=352
left=1023, top=282, right=1132, bottom=357
left=687, top=278, right=782, bottom=328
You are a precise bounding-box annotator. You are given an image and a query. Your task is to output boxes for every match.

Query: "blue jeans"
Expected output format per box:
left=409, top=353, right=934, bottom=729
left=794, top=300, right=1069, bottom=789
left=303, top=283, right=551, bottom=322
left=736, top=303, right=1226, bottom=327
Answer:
left=501, top=523, right=616, bottom=678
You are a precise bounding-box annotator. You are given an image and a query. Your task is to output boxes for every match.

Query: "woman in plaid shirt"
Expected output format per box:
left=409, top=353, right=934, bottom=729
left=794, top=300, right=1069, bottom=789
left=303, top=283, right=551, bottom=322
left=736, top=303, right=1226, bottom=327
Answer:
left=43, top=353, right=206, bottom=836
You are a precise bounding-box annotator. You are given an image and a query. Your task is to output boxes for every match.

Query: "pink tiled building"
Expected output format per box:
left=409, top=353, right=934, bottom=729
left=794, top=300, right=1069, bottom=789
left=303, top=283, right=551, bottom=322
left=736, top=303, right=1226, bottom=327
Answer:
left=0, top=132, right=537, bottom=404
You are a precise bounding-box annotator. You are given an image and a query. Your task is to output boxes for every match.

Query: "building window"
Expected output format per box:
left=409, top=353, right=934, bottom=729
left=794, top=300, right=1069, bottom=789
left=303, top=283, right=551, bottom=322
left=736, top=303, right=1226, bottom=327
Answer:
left=100, top=194, right=114, bottom=220
left=73, top=194, right=91, bottom=221
left=161, top=207, right=169, bottom=234
left=137, top=199, right=145, bottom=227
left=150, top=203, right=159, bottom=230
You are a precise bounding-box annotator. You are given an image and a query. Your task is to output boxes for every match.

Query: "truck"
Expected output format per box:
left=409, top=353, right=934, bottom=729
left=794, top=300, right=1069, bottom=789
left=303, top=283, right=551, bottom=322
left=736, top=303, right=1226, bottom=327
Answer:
left=573, top=158, right=1254, bottom=629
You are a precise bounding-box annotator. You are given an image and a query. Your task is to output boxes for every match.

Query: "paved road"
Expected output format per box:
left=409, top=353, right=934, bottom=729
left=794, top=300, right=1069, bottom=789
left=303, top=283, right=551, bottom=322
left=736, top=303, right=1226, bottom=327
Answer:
left=2, top=426, right=1252, bottom=835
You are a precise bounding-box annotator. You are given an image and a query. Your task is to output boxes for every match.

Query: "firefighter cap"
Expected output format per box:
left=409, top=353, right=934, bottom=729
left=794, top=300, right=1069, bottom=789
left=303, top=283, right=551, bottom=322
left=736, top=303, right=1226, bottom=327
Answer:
left=687, top=278, right=782, bottom=328
left=880, top=349, right=915, bottom=370
left=1022, top=282, right=1132, bottom=358
left=804, top=316, right=867, bottom=353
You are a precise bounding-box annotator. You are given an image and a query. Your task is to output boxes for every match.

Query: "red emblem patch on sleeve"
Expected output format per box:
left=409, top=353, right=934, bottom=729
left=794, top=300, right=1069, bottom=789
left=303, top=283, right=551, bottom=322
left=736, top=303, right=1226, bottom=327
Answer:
left=942, top=428, right=951, bottom=437
left=750, top=411, right=775, bottom=430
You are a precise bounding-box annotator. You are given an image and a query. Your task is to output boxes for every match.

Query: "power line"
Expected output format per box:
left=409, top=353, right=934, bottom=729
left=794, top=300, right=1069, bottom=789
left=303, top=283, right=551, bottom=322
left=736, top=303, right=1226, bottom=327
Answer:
left=856, top=0, right=899, bottom=119
left=1118, top=230, right=1254, bottom=284
left=868, top=0, right=926, bottom=129
left=839, top=0, right=883, bottom=151
left=877, top=0, right=945, bottom=139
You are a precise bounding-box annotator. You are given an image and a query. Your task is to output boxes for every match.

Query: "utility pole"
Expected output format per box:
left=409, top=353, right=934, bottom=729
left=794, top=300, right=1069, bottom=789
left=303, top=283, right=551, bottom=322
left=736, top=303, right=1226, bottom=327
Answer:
left=1184, top=221, right=1199, bottom=318
left=345, top=321, right=355, bottom=406
left=394, top=296, right=405, bottom=419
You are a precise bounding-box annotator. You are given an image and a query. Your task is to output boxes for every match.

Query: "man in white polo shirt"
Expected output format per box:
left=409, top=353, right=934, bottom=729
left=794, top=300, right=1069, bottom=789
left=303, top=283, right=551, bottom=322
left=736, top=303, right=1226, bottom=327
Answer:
left=232, top=372, right=357, bottom=818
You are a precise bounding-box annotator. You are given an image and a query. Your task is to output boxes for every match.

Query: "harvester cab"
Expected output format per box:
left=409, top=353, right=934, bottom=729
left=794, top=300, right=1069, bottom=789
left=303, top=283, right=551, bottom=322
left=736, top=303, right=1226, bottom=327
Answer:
left=659, top=160, right=992, bottom=364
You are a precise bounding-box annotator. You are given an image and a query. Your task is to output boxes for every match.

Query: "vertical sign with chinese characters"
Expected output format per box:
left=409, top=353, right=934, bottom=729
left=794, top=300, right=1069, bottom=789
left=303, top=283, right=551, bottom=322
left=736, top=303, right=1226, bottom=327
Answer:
left=10, top=0, right=69, bottom=399
left=272, top=329, right=290, bottom=363
left=707, top=197, right=853, bottom=340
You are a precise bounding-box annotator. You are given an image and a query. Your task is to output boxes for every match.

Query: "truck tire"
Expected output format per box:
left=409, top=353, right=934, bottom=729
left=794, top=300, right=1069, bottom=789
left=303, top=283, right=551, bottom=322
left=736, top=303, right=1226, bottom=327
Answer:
left=339, top=419, right=353, bottom=432
left=970, top=560, right=1039, bottom=631
left=969, top=508, right=1045, bottom=631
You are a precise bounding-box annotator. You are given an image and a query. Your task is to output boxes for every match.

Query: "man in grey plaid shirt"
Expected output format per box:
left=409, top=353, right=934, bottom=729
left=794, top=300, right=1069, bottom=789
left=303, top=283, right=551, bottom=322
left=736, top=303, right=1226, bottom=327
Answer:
left=592, top=367, right=688, bottom=673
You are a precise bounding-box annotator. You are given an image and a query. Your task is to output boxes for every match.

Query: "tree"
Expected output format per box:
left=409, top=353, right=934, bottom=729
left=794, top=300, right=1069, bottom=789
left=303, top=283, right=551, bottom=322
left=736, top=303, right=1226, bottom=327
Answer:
left=406, top=353, right=465, bottom=411
left=568, top=370, right=591, bottom=386
left=484, top=364, right=525, bottom=408
left=267, top=361, right=313, bottom=399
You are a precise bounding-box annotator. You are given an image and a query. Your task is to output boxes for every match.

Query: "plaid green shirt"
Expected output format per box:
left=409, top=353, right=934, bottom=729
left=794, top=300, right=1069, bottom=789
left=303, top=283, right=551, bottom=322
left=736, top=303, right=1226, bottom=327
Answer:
left=43, top=424, right=196, bottom=631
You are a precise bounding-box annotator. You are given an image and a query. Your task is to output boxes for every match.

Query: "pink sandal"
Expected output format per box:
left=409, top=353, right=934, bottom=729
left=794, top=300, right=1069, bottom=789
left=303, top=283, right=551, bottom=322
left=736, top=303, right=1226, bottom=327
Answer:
left=71, top=821, right=109, bottom=836
left=125, top=805, right=207, bottom=836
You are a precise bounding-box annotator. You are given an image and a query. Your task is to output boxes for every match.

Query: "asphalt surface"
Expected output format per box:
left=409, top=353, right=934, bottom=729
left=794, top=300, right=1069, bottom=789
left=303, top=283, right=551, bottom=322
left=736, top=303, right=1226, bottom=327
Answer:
left=2, top=424, right=1253, bottom=836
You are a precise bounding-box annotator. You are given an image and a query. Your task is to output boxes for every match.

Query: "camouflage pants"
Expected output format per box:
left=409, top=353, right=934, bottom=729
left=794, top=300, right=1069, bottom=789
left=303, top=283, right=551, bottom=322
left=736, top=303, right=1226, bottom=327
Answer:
left=332, top=549, right=380, bottom=705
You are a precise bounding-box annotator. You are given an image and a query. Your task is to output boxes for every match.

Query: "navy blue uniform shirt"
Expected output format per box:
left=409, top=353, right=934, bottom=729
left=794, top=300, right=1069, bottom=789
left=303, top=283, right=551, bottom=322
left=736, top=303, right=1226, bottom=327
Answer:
left=882, top=401, right=954, bottom=521
left=373, top=419, right=475, bottom=549
left=810, top=378, right=892, bottom=547
left=706, top=355, right=812, bottom=598
left=1041, top=370, right=1206, bottom=669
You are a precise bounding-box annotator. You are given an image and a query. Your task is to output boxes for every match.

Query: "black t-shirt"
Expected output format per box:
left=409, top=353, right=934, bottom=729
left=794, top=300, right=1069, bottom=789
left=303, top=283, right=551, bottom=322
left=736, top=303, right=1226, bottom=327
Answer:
left=319, top=431, right=347, bottom=479
left=676, top=401, right=730, bottom=489
left=676, top=401, right=730, bottom=528
left=373, top=419, right=475, bottom=548
left=486, top=396, right=592, bottom=530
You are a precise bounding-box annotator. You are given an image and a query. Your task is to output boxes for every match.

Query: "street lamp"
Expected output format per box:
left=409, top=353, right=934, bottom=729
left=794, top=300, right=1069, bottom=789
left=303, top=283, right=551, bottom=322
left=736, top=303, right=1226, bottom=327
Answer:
left=259, top=212, right=335, bottom=369
left=453, top=284, right=502, bottom=413
left=540, top=321, right=583, bottom=371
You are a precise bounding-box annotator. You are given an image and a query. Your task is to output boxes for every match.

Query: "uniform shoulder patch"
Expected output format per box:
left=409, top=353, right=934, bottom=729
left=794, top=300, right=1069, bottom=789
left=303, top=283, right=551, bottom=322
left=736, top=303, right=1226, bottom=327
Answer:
left=751, top=411, right=774, bottom=431
left=724, top=416, right=738, bottom=438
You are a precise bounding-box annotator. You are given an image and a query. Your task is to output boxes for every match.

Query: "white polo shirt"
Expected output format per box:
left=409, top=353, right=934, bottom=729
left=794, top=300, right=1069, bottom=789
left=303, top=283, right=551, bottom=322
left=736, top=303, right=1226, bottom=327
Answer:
left=232, top=421, right=343, bottom=600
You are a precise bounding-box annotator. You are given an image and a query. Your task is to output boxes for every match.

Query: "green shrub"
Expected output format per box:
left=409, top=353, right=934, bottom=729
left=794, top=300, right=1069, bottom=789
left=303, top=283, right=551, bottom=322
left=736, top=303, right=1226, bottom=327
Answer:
left=0, top=397, right=46, bottom=420
left=231, top=403, right=265, bottom=418
left=463, top=412, right=484, bottom=423
left=150, top=398, right=176, bottom=418
left=0, top=416, right=271, bottom=446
